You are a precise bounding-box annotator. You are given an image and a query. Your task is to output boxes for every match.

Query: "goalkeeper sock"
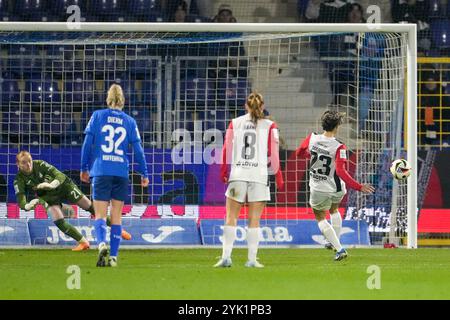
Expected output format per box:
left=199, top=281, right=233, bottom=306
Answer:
left=330, top=211, right=342, bottom=238
left=94, top=219, right=107, bottom=245
left=110, top=224, right=122, bottom=258
left=247, top=227, right=260, bottom=262
left=318, top=219, right=342, bottom=252
left=222, top=225, right=236, bottom=259
left=54, top=219, right=83, bottom=242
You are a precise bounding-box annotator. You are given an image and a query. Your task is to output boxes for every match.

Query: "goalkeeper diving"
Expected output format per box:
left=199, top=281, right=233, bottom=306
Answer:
left=13, top=151, right=131, bottom=251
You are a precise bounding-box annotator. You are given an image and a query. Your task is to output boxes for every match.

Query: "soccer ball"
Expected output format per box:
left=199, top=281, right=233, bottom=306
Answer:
left=390, top=159, right=411, bottom=180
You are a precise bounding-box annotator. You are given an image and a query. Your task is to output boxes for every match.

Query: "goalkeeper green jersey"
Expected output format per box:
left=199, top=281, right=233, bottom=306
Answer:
left=14, top=160, right=70, bottom=209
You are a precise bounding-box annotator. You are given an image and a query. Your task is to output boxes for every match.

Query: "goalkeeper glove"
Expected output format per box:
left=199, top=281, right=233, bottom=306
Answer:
left=24, top=199, right=40, bottom=211
left=37, top=180, right=61, bottom=190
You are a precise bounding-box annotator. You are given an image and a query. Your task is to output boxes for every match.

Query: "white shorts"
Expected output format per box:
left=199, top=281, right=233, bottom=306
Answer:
left=309, top=190, right=346, bottom=211
left=225, top=181, right=270, bottom=203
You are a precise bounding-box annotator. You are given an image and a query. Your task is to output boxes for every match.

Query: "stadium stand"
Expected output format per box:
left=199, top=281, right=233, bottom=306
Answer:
left=0, top=0, right=448, bottom=148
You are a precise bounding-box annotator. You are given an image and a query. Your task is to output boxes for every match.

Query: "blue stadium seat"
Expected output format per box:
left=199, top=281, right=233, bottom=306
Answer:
left=216, top=78, right=250, bottom=109
left=64, top=77, right=84, bottom=104
left=82, top=14, right=100, bottom=22
left=24, top=80, right=61, bottom=105
left=180, top=59, right=208, bottom=79
left=185, top=15, right=210, bottom=23
left=93, top=47, right=120, bottom=77
left=297, top=0, right=310, bottom=17
left=146, top=11, right=165, bottom=22
left=141, top=79, right=158, bottom=112
left=0, top=13, right=20, bottom=22
left=95, top=80, right=109, bottom=103
left=51, top=0, right=85, bottom=14
left=431, top=20, right=450, bottom=49
left=42, top=105, right=65, bottom=144
left=83, top=78, right=96, bottom=105
left=126, top=47, right=152, bottom=75
left=201, top=110, right=229, bottom=132
left=126, top=0, right=164, bottom=21
left=29, top=12, right=62, bottom=22
left=130, top=53, right=160, bottom=81
left=127, top=0, right=159, bottom=14
left=80, top=45, right=96, bottom=71
left=14, top=0, right=45, bottom=17
left=429, top=0, right=442, bottom=18
left=89, top=0, right=123, bottom=17
left=8, top=44, right=39, bottom=57
left=176, top=109, right=195, bottom=132
left=180, top=77, right=213, bottom=110
left=108, top=14, right=130, bottom=23
left=5, top=104, right=39, bottom=144
left=129, top=106, right=153, bottom=137
left=0, top=0, right=8, bottom=12
left=7, top=45, right=43, bottom=77
left=45, top=45, right=73, bottom=72
left=4, top=103, right=22, bottom=133
left=1, top=80, right=20, bottom=103
left=88, top=0, right=126, bottom=22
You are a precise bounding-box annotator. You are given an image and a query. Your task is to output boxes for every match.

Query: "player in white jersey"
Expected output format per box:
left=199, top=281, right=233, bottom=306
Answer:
left=214, top=92, right=284, bottom=268
left=295, top=110, right=374, bottom=261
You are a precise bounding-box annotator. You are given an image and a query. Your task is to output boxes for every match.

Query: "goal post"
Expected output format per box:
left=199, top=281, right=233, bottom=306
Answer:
left=0, top=22, right=417, bottom=248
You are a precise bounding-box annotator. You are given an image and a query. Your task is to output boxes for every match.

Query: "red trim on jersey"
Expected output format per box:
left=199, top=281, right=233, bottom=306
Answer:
left=268, top=122, right=284, bottom=190
left=295, top=133, right=312, bottom=159
left=221, top=121, right=233, bottom=183
left=335, top=145, right=362, bottom=191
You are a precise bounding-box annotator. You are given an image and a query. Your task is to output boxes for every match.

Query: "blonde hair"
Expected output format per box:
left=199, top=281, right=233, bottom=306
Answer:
left=106, top=84, right=125, bottom=110
left=246, top=92, right=264, bottom=124
left=16, top=150, right=32, bottom=164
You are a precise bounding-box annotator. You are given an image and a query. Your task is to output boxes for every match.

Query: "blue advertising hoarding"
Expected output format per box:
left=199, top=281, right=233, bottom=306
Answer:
left=0, top=220, right=31, bottom=245
left=28, top=218, right=201, bottom=245
left=200, top=219, right=371, bottom=246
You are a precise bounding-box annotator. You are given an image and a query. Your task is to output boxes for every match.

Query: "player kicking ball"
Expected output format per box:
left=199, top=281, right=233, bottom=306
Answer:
left=214, top=92, right=284, bottom=268
left=14, top=151, right=132, bottom=252
left=295, top=110, right=374, bottom=261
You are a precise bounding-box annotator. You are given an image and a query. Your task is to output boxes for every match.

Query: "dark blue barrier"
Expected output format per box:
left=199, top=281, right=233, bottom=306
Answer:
left=0, top=220, right=31, bottom=245
left=200, top=219, right=371, bottom=246
left=28, top=218, right=201, bottom=245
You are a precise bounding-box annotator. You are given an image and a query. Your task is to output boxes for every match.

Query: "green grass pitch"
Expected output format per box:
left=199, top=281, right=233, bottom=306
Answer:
left=1, top=248, right=450, bottom=300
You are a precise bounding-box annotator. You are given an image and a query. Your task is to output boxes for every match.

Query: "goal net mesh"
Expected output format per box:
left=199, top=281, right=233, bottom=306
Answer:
left=0, top=29, right=408, bottom=246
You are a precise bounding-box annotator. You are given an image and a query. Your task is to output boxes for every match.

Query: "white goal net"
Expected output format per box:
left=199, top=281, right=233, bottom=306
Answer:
left=0, top=23, right=417, bottom=247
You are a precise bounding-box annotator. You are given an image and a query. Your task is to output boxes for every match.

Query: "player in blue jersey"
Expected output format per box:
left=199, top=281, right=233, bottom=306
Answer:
left=80, top=84, right=149, bottom=267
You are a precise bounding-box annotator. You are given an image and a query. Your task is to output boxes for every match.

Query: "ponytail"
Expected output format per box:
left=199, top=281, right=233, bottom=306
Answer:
left=246, top=92, right=264, bottom=124
left=106, top=84, right=125, bottom=110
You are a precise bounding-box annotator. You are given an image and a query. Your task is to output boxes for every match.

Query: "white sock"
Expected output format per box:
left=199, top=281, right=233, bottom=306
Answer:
left=222, top=225, right=236, bottom=259
left=330, top=211, right=342, bottom=238
left=318, top=220, right=342, bottom=252
left=247, top=227, right=260, bottom=262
